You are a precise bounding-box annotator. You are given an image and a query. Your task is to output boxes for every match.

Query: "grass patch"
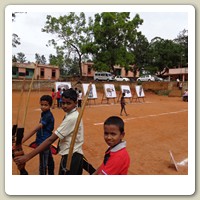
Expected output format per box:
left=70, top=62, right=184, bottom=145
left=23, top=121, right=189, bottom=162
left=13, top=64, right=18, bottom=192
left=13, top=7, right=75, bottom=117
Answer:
left=154, top=90, right=171, bottom=96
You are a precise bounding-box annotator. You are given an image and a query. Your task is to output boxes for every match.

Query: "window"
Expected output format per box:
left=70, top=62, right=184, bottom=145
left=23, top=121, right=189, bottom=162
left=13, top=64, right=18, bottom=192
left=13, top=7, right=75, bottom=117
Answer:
left=26, top=70, right=29, bottom=76
left=19, top=72, right=25, bottom=76
left=52, top=69, right=56, bottom=78
left=88, top=65, right=92, bottom=74
left=12, top=67, right=18, bottom=75
left=40, top=68, right=44, bottom=78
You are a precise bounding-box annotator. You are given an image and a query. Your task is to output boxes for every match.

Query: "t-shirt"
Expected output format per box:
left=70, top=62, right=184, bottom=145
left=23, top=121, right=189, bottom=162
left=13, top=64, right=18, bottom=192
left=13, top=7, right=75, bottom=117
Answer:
left=98, top=141, right=130, bottom=175
left=52, top=91, right=56, bottom=99
left=55, top=108, right=84, bottom=155
left=78, top=92, right=82, bottom=100
left=56, top=91, right=61, bottom=99
left=36, top=110, right=54, bottom=145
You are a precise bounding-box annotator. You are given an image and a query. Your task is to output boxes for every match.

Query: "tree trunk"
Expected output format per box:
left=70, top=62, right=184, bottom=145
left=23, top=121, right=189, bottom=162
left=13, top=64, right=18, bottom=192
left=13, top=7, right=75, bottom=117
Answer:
left=78, top=55, right=82, bottom=79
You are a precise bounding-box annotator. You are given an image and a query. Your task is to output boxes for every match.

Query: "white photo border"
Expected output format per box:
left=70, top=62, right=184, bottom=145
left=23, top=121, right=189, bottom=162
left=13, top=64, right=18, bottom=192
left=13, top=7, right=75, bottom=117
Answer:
left=6, top=4, right=195, bottom=195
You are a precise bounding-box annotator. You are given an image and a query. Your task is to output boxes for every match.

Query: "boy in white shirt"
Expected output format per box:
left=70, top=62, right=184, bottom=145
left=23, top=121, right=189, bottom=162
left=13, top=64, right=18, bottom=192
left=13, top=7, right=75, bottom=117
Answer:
left=14, top=88, right=84, bottom=175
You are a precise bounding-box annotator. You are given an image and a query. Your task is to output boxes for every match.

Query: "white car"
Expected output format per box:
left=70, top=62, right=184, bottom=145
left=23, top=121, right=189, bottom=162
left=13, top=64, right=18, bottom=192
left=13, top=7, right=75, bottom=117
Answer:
left=94, top=72, right=114, bottom=81
left=114, top=75, right=130, bottom=81
left=137, top=75, right=155, bottom=82
left=153, top=75, right=163, bottom=82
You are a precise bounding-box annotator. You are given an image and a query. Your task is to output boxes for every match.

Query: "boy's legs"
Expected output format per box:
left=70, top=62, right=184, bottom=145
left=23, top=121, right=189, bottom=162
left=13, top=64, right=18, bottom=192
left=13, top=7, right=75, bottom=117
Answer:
left=59, top=99, right=62, bottom=108
left=120, top=104, right=124, bottom=115
left=121, top=105, right=128, bottom=116
left=78, top=100, right=82, bottom=108
left=39, top=149, right=51, bottom=175
left=59, top=152, right=83, bottom=175
left=57, top=98, right=60, bottom=108
left=124, top=106, right=128, bottom=116
left=48, top=150, right=55, bottom=175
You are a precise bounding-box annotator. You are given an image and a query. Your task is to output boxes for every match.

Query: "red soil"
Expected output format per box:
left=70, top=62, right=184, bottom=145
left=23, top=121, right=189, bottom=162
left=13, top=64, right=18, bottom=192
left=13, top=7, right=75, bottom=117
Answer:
left=12, top=90, right=188, bottom=175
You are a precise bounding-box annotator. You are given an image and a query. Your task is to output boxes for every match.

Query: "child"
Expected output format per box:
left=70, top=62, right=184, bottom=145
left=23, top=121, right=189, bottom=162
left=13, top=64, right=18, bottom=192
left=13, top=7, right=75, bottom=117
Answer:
left=56, top=88, right=61, bottom=108
left=22, top=95, right=55, bottom=175
left=14, top=88, right=84, bottom=175
left=179, top=82, right=183, bottom=90
left=51, top=88, right=56, bottom=109
left=59, top=88, right=66, bottom=107
left=120, top=92, right=128, bottom=116
left=182, top=89, right=188, bottom=102
left=77, top=90, right=82, bottom=108
left=93, top=116, right=130, bottom=175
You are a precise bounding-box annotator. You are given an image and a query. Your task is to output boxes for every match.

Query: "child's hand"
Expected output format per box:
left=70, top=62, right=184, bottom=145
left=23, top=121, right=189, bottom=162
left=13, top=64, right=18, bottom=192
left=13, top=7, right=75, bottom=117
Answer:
left=14, top=155, right=28, bottom=165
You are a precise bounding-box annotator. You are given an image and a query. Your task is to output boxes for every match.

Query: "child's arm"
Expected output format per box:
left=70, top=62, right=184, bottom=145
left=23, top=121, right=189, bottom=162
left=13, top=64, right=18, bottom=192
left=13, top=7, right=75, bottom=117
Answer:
left=22, top=123, right=43, bottom=143
left=14, top=133, right=58, bottom=165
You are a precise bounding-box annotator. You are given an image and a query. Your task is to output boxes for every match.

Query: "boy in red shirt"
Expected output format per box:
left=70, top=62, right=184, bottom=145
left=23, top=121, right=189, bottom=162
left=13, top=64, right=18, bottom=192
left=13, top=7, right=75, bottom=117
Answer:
left=56, top=88, right=61, bottom=108
left=93, top=116, right=130, bottom=175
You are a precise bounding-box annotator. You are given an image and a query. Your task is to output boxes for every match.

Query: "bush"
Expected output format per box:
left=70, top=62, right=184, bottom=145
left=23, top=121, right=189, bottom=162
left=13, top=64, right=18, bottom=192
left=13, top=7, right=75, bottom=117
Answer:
left=154, top=90, right=171, bottom=96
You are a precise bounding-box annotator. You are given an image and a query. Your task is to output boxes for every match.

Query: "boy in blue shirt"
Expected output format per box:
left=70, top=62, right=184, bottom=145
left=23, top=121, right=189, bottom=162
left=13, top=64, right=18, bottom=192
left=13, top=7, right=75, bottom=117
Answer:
left=22, top=95, right=55, bottom=175
left=15, top=89, right=84, bottom=175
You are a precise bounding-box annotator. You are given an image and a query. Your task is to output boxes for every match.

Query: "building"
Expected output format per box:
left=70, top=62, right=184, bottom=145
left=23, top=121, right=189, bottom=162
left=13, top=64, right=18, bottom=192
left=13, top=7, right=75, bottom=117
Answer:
left=81, top=62, right=188, bottom=82
left=163, top=67, right=188, bottom=82
left=12, top=62, right=60, bottom=80
left=81, top=62, right=139, bottom=79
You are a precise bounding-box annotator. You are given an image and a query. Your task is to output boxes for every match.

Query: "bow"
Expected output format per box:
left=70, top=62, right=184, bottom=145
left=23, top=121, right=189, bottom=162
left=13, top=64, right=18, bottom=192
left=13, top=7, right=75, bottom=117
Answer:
left=65, top=82, right=93, bottom=173
left=13, top=70, right=35, bottom=175
left=12, top=75, right=25, bottom=155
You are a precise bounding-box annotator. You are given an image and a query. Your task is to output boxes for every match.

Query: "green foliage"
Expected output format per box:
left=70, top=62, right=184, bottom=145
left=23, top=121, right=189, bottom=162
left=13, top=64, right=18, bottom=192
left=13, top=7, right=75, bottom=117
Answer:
left=174, top=29, right=188, bottom=67
left=89, top=12, right=143, bottom=74
left=12, top=12, right=27, bottom=47
left=42, top=12, right=92, bottom=77
left=154, top=90, right=171, bottom=96
left=12, top=33, right=21, bottom=48
left=147, top=37, right=186, bottom=75
left=41, top=12, right=188, bottom=77
left=12, top=55, right=17, bottom=62
left=128, top=32, right=149, bottom=74
left=16, top=52, right=26, bottom=63
left=49, top=52, right=66, bottom=75
left=35, top=53, right=47, bottom=64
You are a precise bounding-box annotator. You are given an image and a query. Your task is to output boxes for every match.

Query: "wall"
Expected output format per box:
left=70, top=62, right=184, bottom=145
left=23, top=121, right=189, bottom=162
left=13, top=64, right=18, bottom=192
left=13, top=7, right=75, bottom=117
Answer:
left=12, top=80, right=188, bottom=97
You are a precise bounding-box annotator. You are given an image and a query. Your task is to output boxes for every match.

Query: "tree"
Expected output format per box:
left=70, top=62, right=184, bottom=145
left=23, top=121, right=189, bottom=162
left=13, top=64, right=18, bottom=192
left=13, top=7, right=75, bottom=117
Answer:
left=17, top=52, right=26, bottom=63
left=12, top=33, right=21, bottom=48
left=49, top=51, right=66, bottom=75
left=49, top=47, right=80, bottom=76
left=65, top=56, right=80, bottom=76
left=12, top=55, right=17, bottom=62
left=147, top=37, right=183, bottom=75
left=127, top=32, right=149, bottom=78
left=35, top=53, right=47, bottom=64
left=174, top=29, right=188, bottom=67
left=12, top=12, right=21, bottom=48
left=88, top=12, right=143, bottom=74
left=42, top=12, right=91, bottom=78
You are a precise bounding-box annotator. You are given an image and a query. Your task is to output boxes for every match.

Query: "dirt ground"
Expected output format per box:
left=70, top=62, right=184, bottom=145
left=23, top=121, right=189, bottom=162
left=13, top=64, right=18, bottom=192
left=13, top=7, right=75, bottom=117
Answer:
left=12, top=89, right=188, bottom=175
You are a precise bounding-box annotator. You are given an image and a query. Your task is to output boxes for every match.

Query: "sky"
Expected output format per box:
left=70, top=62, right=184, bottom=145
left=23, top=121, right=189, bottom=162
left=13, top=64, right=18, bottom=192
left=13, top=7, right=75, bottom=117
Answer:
left=11, top=7, right=188, bottom=63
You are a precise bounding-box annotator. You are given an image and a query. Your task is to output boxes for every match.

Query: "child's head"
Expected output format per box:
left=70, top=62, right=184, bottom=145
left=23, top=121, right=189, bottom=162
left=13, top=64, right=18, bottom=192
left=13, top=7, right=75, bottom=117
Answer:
left=40, top=95, right=53, bottom=112
left=103, top=116, right=125, bottom=147
left=62, top=88, right=78, bottom=102
left=61, top=88, right=78, bottom=113
left=122, top=92, right=125, bottom=97
left=52, top=88, right=55, bottom=92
